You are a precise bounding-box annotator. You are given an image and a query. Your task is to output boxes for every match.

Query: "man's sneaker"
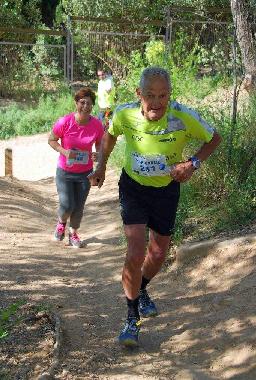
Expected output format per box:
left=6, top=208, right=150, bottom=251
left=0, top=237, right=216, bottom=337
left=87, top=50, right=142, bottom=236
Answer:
left=118, top=317, right=141, bottom=347
left=139, top=289, right=158, bottom=318
left=54, top=222, right=66, bottom=241
left=68, top=232, right=82, bottom=248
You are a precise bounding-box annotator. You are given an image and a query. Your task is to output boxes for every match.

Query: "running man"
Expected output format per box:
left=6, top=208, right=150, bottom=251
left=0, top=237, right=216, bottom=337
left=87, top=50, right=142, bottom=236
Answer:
left=89, top=67, right=221, bottom=347
left=97, top=69, right=115, bottom=125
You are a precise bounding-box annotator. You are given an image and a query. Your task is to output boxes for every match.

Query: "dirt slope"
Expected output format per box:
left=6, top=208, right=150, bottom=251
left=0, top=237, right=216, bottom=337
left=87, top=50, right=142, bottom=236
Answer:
left=0, top=135, right=256, bottom=380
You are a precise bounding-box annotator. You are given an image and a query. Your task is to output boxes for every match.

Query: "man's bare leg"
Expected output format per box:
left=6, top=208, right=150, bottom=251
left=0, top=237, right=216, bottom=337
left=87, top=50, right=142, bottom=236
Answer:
left=122, top=224, right=146, bottom=300
left=142, top=229, right=171, bottom=280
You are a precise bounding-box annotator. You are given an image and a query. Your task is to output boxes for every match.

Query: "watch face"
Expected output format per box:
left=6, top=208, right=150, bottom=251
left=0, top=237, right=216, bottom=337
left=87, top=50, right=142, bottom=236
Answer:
left=191, top=157, right=200, bottom=169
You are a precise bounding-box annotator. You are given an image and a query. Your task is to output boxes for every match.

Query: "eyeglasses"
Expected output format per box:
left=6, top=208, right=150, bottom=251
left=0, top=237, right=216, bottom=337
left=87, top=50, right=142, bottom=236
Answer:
left=78, top=99, right=92, bottom=106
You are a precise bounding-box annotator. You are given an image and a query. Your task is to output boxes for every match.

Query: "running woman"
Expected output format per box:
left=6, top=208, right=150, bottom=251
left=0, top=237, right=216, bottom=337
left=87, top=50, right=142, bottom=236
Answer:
left=48, top=87, right=104, bottom=248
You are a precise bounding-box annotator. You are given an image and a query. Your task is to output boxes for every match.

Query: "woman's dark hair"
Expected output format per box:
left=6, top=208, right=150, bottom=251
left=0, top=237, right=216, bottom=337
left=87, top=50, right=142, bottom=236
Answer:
left=74, top=87, right=96, bottom=105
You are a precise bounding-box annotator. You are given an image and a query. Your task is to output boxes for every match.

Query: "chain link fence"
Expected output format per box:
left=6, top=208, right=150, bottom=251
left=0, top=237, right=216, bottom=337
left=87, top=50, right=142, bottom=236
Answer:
left=0, top=13, right=254, bottom=100
left=0, top=41, right=66, bottom=99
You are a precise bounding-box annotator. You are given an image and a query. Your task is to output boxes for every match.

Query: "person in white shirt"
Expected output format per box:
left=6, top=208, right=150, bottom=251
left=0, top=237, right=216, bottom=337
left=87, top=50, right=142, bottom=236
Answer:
left=97, top=69, right=115, bottom=123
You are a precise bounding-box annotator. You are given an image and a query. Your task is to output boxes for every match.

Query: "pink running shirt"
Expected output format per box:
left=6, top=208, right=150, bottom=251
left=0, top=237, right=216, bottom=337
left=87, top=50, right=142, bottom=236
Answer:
left=52, top=113, right=104, bottom=173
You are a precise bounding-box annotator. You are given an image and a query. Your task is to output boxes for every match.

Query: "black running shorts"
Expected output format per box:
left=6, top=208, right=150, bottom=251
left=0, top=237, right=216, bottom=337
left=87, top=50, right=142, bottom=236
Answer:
left=118, top=169, right=180, bottom=236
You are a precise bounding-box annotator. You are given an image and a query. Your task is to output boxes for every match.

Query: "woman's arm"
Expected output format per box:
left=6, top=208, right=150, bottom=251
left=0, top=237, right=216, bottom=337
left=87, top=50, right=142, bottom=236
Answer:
left=48, top=131, right=75, bottom=159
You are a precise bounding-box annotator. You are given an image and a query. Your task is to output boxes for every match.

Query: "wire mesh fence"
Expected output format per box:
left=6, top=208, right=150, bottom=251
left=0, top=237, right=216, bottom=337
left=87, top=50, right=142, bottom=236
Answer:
left=166, top=20, right=242, bottom=77
left=0, top=41, right=66, bottom=99
left=0, top=14, right=254, bottom=100
left=72, top=31, right=165, bottom=82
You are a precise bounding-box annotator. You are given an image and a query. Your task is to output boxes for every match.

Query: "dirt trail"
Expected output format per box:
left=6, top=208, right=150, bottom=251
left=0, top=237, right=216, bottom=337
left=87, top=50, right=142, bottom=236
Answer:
left=0, top=134, right=256, bottom=380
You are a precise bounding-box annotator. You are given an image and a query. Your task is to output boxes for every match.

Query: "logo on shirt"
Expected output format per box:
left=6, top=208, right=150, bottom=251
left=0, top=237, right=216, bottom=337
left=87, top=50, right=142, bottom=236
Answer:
left=158, top=137, right=177, bottom=142
left=132, top=135, right=143, bottom=142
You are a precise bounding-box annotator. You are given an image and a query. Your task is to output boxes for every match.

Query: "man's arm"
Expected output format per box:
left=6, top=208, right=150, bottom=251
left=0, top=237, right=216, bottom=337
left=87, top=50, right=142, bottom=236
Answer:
left=88, top=132, right=117, bottom=187
left=192, top=131, right=222, bottom=162
left=170, top=131, right=222, bottom=183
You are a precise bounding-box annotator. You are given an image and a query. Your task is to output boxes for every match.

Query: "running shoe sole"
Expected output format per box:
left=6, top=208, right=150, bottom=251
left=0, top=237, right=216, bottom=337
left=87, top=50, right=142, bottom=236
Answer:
left=119, top=337, right=139, bottom=347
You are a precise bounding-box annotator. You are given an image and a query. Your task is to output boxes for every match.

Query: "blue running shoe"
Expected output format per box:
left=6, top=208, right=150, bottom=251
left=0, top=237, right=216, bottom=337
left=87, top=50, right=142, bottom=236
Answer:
left=139, top=289, right=158, bottom=318
left=118, top=317, right=141, bottom=347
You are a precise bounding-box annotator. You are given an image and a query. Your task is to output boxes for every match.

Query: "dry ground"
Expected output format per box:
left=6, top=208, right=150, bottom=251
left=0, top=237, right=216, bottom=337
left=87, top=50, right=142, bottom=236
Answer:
left=0, top=134, right=256, bottom=380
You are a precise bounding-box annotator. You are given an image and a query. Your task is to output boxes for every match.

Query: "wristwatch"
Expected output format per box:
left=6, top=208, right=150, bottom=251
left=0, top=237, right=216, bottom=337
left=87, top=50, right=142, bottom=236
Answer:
left=189, top=156, right=201, bottom=170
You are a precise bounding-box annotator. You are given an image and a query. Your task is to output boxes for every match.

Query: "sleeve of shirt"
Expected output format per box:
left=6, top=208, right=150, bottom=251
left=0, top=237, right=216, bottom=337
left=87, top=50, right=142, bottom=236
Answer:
left=179, top=104, right=215, bottom=143
left=52, top=116, right=66, bottom=138
left=108, top=108, right=123, bottom=137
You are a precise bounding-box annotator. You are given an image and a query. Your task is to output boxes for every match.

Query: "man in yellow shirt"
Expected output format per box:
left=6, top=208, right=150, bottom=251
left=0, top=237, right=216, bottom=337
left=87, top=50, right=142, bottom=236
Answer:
left=97, top=69, right=115, bottom=124
left=89, top=67, right=221, bottom=347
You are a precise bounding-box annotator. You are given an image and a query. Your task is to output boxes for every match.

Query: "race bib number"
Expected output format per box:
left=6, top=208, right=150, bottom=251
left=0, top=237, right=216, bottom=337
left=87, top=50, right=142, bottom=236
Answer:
left=131, top=152, right=169, bottom=176
left=74, top=150, right=89, bottom=165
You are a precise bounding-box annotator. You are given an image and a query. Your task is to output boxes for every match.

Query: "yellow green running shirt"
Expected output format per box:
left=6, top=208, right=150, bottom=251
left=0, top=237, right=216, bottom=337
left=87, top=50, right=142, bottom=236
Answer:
left=108, top=101, right=215, bottom=187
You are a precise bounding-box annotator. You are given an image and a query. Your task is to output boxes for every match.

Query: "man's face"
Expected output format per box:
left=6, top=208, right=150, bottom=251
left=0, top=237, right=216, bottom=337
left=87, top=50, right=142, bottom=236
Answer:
left=136, top=76, right=170, bottom=121
left=97, top=71, right=105, bottom=80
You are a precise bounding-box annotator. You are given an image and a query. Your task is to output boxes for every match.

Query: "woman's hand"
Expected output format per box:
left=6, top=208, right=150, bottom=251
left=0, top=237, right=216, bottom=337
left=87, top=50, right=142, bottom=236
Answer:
left=170, top=161, right=195, bottom=182
left=65, top=149, right=77, bottom=159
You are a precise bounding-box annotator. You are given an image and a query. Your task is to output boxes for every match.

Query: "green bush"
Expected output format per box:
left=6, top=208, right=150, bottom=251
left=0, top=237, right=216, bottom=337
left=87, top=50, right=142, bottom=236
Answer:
left=0, top=90, right=74, bottom=138
left=115, top=38, right=226, bottom=104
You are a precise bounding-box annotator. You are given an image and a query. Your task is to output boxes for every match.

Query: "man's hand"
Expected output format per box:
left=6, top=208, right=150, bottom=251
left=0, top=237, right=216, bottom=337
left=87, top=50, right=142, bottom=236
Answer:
left=88, top=166, right=106, bottom=188
left=91, top=152, right=98, bottom=162
left=170, top=161, right=195, bottom=182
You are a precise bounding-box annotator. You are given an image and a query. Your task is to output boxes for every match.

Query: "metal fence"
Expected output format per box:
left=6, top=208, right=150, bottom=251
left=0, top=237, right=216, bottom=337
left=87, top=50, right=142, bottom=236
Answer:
left=71, top=31, right=165, bottom=82
left=0, top=41, right=66, bottom=98
left=0, top=23, right=165, bottom=98
left=0, top=13, right=253, bottom=99
left=165, top=20, right=241, bottom=76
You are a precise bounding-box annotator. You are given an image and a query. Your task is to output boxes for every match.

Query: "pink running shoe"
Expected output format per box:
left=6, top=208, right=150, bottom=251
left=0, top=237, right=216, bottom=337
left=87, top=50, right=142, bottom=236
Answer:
left=54, top=222, right=66, bottom=241
left=68, top=232, right=82, bottom=248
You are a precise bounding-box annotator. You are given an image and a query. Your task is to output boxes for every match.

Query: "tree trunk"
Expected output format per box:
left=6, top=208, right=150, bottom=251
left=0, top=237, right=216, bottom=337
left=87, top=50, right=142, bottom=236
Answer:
left=231, top=0, right=256, bottom=92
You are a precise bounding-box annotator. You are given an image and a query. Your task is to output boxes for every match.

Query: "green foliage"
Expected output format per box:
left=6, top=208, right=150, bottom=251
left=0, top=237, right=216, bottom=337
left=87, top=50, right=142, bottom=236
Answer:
left=115, top=37, right=225, bottom=104
left=0, top=0, right=42, bottom=27
left=59, top=0, right=230, bottom=24
left=173, top=102, right=256, bottom=241
left=109, top=137, right=125, bottom=169
left=30, top=35, right=62, bottom=78
left=115, top=50, right=145, bottom=102
left=145, top=39, right=166, bottom=65
left=0, top=300, right=26, bottom=340
left=0, top=89, right=74, bottom=139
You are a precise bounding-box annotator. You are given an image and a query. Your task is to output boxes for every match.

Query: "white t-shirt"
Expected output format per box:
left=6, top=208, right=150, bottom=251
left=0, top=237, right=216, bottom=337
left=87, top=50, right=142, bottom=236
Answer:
left=97, top=76, right=115, bottom=109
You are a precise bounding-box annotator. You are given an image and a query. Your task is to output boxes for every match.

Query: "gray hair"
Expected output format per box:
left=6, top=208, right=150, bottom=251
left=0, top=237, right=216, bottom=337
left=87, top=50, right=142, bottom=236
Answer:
left=139, top=66, right=171, bottom=92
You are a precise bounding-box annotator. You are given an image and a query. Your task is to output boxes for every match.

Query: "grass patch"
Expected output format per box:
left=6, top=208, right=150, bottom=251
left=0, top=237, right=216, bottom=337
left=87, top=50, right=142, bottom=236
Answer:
left=0, top=90, right=74, bottom=139
left=0, top=300, right=26, bottom=340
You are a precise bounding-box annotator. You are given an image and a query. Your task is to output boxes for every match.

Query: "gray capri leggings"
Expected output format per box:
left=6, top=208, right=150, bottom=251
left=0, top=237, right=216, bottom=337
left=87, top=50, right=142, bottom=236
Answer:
left=56, top=167, right=92, bottom=229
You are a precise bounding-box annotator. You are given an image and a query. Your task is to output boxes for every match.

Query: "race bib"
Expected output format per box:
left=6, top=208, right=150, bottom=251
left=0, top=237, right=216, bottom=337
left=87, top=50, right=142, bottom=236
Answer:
left=74, top=150, right=89, bottom=165
left=67, top=150, right=89, bottom=166
left=131, top=152, right=169, bottom=176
